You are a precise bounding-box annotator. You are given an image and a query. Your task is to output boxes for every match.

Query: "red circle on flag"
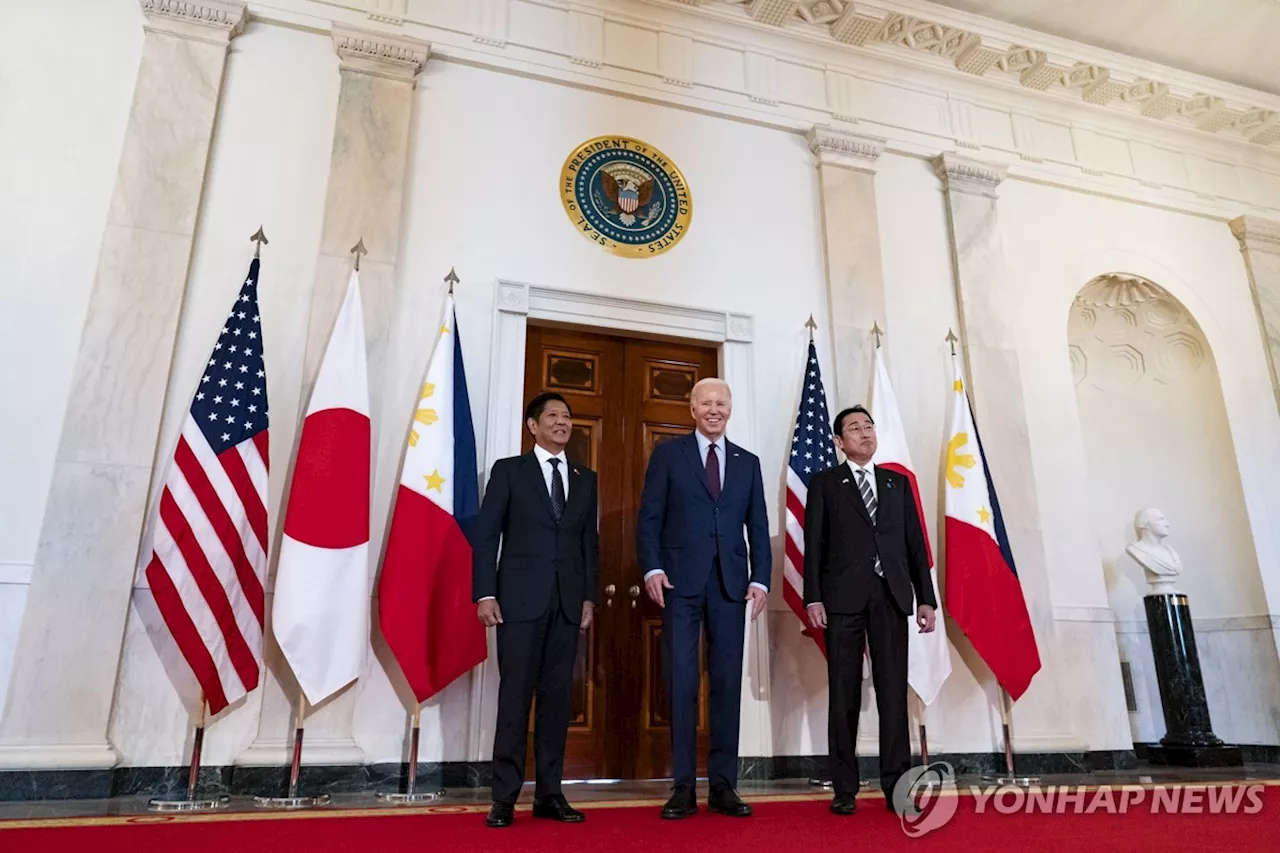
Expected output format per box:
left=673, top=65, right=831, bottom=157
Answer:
left=283, top=408, right=371, bottom=549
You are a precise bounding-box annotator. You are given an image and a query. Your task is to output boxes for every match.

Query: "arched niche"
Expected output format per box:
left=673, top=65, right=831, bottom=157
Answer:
left=1067, top=273, right=1265, bottom=622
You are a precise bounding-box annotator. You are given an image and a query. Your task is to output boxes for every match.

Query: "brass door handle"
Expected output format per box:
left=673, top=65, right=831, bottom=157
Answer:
left=604, top=583, right=616, bottom=607
left=629, top=585, right=641, bottom=609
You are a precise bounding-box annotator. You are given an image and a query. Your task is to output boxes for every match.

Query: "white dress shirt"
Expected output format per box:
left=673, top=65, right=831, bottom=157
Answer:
left=534, top=443, right=569, bottom=500
left=477, top=445, right=570, bottom=604
left=646, top=431, right=766, bottom=594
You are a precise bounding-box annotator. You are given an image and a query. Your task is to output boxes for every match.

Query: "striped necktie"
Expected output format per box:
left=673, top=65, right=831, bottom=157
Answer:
left=856, top=467, right=883, bottom=577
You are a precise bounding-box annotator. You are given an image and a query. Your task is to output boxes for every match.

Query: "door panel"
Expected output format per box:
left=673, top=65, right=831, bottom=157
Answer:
left=521, top=326, right=717, bottom=780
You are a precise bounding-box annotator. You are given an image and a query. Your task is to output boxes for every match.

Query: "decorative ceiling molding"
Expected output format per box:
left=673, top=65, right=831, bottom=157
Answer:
left=669, top=1, right=1280, bottom=148
left=332, top=24, right=429, bottom=81
left=933, top=152, right=1005, bottom=197
left=138, top=0, right=247, bottom=43
left=1230, top=216, right=1280, bottom=255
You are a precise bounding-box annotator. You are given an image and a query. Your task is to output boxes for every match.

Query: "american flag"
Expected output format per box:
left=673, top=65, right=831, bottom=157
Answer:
left=143, top=259, right=269, bottom=714
left=782, top=339, right=836, bottom=655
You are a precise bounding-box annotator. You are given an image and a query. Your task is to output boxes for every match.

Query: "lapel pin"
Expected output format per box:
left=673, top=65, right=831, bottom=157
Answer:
left=841, top=478, right=850, bottom=484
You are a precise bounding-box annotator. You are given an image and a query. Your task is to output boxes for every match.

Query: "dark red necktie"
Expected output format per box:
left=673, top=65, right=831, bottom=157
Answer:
left=706, top=443, right=721, bottom=500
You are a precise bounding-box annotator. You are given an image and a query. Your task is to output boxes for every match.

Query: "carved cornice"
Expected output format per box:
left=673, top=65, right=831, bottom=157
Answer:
left=138, top=0, right=247, bottom=44
left=673, top=1, right=1280, bottom=149
left=933, top=153, right=1006, bottom=198
left=1230, top=216, right=1280, bottom=255
left=806, top=126, right=885, bottom=173
left=332, top=25, right=430, bottom=82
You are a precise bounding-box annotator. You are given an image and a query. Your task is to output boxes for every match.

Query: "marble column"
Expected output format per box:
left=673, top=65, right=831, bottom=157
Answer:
left=237, top=25, right=428, bottom=770
left=0, top=0, right=247, bottom=771
left=932, top=154, right=1057, bottom=723
left=806, top=127, right=887, bottom=406
left=1230, top=216, right=1280, bottom=417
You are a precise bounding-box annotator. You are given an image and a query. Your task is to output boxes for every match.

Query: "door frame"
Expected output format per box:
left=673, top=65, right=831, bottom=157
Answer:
left=467, top=279, right=773, bottom=775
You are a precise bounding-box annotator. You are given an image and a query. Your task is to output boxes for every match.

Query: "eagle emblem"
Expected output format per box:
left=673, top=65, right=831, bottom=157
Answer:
left=601, top=165, right=654, bottom=225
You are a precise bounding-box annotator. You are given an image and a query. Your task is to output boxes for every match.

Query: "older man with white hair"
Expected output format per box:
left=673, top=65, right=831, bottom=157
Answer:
left=636, top=377, right=771, bottom=820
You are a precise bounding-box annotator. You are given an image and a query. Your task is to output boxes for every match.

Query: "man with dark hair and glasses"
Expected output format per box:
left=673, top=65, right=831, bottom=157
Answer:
left=803, top=404, right=936, bottom=816
left=473, top=391, right=600, bottom=828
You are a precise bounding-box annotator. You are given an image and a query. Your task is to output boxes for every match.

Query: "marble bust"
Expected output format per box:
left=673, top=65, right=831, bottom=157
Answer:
left=1125, top=508, right=1183, bottom=595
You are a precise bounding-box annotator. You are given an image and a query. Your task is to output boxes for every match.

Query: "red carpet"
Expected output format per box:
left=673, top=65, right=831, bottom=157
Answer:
left=3, top=789, right=1278, bottom=853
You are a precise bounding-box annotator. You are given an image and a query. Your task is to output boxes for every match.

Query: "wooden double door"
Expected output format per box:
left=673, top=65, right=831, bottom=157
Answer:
left=522, top=326, right=717, bottom=780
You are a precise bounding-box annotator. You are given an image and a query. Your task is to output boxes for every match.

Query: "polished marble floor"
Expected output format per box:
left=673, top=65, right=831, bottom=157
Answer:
left=2, top=764, right=1278, bottom=823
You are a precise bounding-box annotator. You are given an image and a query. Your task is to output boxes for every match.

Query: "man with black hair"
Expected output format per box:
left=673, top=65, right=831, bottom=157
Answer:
left=803, top=404, right=936, bottom=816
left=473, top=391, right=599, bottom=828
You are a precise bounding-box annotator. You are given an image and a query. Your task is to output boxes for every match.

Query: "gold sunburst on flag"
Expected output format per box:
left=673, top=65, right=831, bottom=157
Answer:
left=408, top=382, right=438, bottom=447
left=945, top=432, right=976, bottom=488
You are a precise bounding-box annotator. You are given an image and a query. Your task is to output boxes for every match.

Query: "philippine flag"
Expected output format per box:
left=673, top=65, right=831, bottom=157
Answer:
left=377, top=293, right=487, bottom=703
left=869, top=347, right=951, bottom=706
left=272, top=270, right=371, bottom=705
left=943, top=357, right=1041, bottom=701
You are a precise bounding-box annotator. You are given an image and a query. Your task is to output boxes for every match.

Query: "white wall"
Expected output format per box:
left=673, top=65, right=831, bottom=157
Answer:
left=109, top=20, right=340, bottom=766
left=353, top=58, right=834, bottom=763
left=5, top=3, right=1280, bottom=768
left=1001, top=180, right=1280, bottom=746
left=0, top=0, right=144, bottom=716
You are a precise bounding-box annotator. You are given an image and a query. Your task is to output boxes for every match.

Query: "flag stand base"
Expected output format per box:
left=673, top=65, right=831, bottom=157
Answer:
left=808, top=779, right=870, bottom=789
left=376, top=791, right=444, bottom=804
left=150, top=699, right=227, bottom=812
left=254, top=794, right=330, bottom=809
left=149, top=795, right=228, bottom=812
left=980, top=693, right=1039, bottom=787
left=254, top=696, right=329, bottom=809
left=376, top=708, right=444, bottom=805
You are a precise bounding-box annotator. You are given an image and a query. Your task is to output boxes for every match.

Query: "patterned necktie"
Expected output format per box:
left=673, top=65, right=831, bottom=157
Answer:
left=856, top=468, right=884, bottom=577
left=549, top=457, right=566, bottom=523
left=706, top=442, right=722, bottom=501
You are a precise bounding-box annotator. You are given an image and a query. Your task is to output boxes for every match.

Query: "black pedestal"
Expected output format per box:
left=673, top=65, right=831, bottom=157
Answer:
left=1143, top=594, right=1243, bottom=768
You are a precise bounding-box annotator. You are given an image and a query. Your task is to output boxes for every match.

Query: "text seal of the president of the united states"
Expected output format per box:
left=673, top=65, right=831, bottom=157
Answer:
left=560, top=135, right=692, bottom=258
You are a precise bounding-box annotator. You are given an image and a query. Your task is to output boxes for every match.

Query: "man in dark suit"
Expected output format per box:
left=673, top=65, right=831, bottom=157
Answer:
left=637, top=378, right=771, bottom=820
left=803, top=404, right=936, bottom=816
left=473, top=392, right=599, bottom=828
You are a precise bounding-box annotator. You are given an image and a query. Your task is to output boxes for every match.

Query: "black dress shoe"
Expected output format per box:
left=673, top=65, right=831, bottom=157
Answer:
left=532, top=794, right=586, bottom=823
left=830, top=793, right=857, bottom=816
left=485, top=802, right=514, bottom=828
left=661, top=786, right=697, bottom=820
left=708, top=787, right=753, bottom=817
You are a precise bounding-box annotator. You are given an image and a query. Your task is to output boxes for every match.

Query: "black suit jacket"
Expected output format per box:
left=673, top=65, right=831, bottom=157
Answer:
left=472, top=452, right=600, bottom=623
left=802, top=464, right=935, bottom=616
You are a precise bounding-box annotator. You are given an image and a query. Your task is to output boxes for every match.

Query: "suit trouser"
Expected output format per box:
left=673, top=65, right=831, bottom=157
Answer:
left=491, top=600, right=579, bottom=804
left=825, top=574, right=910, bottom=797
left=663, top=562, right=745, bottom=790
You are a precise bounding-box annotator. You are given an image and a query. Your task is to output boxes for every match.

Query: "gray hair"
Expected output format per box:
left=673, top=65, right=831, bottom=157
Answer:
left=691, top=377, right=731, bottom=401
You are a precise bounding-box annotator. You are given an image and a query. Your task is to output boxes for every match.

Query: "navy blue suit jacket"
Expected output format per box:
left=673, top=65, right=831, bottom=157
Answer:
left=636, top=433, right=771, bottom=600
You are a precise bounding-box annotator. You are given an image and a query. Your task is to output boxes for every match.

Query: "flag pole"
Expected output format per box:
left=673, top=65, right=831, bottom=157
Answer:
left=377, top=703, right=444, bottom=804
left=250, top=226, right=268, bottom=259
left=255, top=691, right=329, bottom=808
left=148, top=696, right=228, bottom=811
left=981, top=687, right=1039, bottom=786
left=910, top=690, right=930, bottom=765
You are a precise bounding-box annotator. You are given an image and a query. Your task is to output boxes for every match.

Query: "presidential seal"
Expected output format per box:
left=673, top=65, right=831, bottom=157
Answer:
left=560, top=135, right=692, bottom=258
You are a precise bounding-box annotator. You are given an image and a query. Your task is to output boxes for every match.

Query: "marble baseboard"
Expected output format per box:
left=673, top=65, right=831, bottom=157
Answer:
left=0, top=762, right=487, bottom=802
left=740, top=750, right=1139, bottom=782
left=1, top=752, right=1155, bottom=801
left=1135, top=742, right=1278, bottom=765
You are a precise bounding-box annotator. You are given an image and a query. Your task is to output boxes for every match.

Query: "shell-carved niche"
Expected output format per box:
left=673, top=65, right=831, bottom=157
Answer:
left=1068, top=274, right=1207, bottom=390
